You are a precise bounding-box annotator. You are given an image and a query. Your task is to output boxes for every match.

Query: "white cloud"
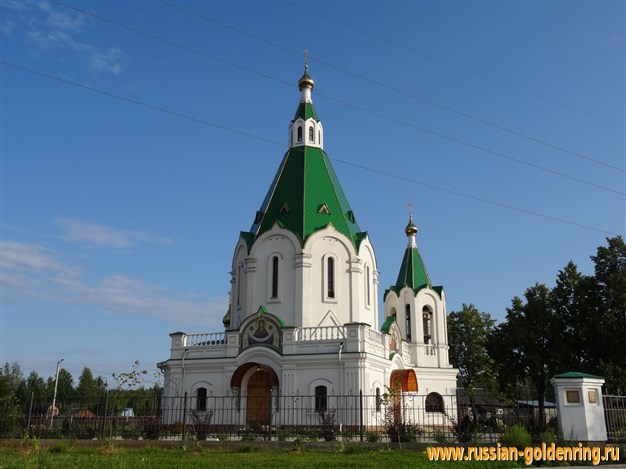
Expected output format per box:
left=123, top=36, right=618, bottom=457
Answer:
left=1, top=240, right=224, bottom=327
left=54, top=218, right=171, bottom=248
left=7, top=0, right=127, bottom=75
left=0, top=240, right=63, bottom=271
left=91, top=47, right=124, bottom=75
left=38, top=0, right=86, bottom=33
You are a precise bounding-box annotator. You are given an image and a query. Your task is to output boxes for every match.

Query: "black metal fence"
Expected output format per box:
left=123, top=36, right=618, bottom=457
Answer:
left=0, top=391, right=549, bottom=443
left=604, top=395, right=626, bottom=443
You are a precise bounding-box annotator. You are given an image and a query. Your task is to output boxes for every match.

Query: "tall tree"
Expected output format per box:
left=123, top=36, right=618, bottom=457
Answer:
left=551, top=261, right=597, bottom=371
left=592, top=236, right=626, bottom=392
left=0, top=362, right=23, bottom=401
left=47, top=369, right=75, bottom=405
left=491, top=284, right=562, bottom=433
left=76, top=367, right=98, bottom=407
left=16, top=370, right=47, bottom=406
left=448, top=304, right=497, bottom=423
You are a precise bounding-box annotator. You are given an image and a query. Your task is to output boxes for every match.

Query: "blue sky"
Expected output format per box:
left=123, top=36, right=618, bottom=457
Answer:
left=1, top=1, right=624, bottom=386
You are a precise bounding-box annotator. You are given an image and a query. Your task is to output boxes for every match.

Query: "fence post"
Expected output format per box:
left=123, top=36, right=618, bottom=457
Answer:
left=359, top=390, right=364, bottom=442
left=182, top=391, right=188, bottom=441
left=27, top=392, right=34, bottom=435
left=102, top=390, right=109, bottom=439
left=268, top=388, right=273, bottom=441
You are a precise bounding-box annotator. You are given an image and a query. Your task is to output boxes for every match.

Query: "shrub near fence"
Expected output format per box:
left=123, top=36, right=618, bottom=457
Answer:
left=1, top=392, right=548, bottom=443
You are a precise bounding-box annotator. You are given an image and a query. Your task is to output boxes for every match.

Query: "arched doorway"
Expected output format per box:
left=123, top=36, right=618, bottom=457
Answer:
left=230, top=363, right=279, bottom=426
left=247, top=368, right=272, bottom=426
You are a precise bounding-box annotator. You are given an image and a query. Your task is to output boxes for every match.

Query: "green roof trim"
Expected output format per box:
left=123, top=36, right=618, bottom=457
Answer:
left=553, top=372, right=605, bottom=380
left=293, top=102, right=318, bottom=121
left=381, top=315, right=396, bottom=333
left=240, top=231, right=254, bottom=250
left=250, top=146, right=365, bottom=249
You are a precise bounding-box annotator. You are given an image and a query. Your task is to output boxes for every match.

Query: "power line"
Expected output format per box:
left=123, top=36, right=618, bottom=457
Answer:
left=2, top=60, right=618, bottom=237
left=161, top=0, right=625, bottom=173
left=42, top=2, right=626, bottom=196
left=284, top=0, right=626, bottom=129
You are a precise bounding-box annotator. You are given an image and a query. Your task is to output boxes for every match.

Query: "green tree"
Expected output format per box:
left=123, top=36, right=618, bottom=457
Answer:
left=0, top=362, right=23, bottom=401
left=491, top=284, right=562, bottom=433
left=46, top=369, right=75, bottom=406
left=16, top=370, right=47, bottom=407
left=76, top=367, right=99, bottom=408
left=448, top=304, right=497, bottom=423
left=551, top=261, right=596, bottom=370
left=591, top=236, right=626, bottom=392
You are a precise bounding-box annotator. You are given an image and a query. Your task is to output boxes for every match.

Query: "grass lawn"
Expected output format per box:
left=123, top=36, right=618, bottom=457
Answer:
left=0, top=442, right=526, bottom=469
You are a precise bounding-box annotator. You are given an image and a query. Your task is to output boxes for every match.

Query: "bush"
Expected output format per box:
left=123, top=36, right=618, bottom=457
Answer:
left=500, top=424, right=532, bottom=449
left=453, top=414, right=475, bottom=443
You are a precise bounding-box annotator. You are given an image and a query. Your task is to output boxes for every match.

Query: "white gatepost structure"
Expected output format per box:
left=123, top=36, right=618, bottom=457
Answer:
left=552, top=372, right=607, bottom=442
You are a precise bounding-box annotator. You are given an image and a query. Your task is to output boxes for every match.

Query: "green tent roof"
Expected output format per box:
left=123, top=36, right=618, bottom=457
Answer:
left=246, top=145, right=365, bottom=249
left=384, top=244, right=443, bottom=300
left=293, top=102, right=318, bottom=121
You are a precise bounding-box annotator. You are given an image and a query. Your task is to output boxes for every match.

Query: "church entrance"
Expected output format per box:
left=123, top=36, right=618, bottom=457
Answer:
left=230, top=362, right=279, bottom=427
left=246, top=369, right=272, bottom=426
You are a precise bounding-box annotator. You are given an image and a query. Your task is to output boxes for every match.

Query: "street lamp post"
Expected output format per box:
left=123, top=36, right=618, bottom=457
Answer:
left=50, top=358, right=64, bottom=429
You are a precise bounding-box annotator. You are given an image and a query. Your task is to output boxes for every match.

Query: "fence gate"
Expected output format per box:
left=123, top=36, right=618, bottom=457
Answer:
left=603, top=395, right=626, bottom=443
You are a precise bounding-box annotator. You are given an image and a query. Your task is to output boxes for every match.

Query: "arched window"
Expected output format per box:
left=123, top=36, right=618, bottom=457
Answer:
left=405, top=305, right=412, bottom=342
left=297, top=126, right=303, bottom=142
left=196, top=387, right=207, bottom=411
left=271, top=256, right=279, bottom=299
left=425, top=392, right=444, bottom=413
left=318, top=130, right=321, bottom=144
left=236, top=264, right=243, bottom=307
left=375, top=387, right=382, bottom=412
left=422, top=306, right=433, bottom=344
left=315, top=385, right=327, bottom=413
left=366, top=265, right=371, bottom=307
left=309, top=126, right=314, bottom=142
left=327, top=257, right=335, bottom=299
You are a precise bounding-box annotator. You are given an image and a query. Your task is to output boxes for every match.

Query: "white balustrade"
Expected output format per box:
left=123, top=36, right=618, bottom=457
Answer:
left=185, top=332, right=226, bottom=347
left=294, top=326, right=347, bottom=341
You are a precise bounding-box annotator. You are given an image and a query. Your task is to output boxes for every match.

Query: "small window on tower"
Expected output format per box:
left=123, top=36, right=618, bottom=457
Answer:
left=271, top=256, right=279, bottom=299
left=309, top=126, right=314, bottom=142
left=327, top=257, right=335, bottom=299
left=422, top=306, right=432, bottom=344
left=297, top=126, right=303, bottom=142
left=405, top=305, right=412, bottom=342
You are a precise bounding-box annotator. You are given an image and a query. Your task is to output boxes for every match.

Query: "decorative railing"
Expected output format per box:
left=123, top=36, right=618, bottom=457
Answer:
left=367, top=328, right=385, bottom=344
left=185, top=332, right=226, bottom=347
left=294, top=326, right=347, bottom=341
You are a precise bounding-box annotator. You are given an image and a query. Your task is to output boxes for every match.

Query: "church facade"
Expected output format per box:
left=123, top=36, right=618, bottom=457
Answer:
left=157, top=66, right=457, bottom=428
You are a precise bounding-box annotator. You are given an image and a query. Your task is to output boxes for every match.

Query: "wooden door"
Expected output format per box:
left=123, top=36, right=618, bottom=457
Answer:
left=246, top=370, right=270, bottom=426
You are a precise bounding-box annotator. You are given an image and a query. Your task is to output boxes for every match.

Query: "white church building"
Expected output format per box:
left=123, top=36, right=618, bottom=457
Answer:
left=157, top=66, right=457, bottom=430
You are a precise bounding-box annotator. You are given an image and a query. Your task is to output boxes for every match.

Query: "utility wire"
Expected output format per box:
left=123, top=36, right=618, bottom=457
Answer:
left=161, top=0, right=625, bottom=173
left=2, top=60, right=618, bottom=237
left=284, top=0, right=626, bottom=129
left=45, top=1, right=626, bottom=196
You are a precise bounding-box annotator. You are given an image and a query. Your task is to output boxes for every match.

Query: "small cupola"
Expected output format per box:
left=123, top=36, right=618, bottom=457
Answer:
left=405, top=207, right=418, bottom=248
left=289, top=54, right=324, bottom=150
